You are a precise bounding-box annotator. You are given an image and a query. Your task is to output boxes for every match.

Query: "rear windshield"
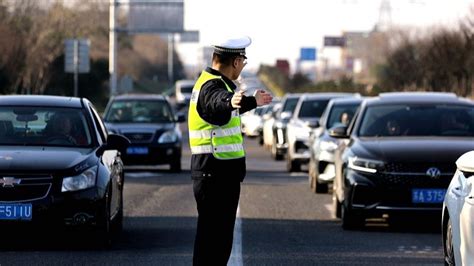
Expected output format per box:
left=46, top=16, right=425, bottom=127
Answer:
left=298, top=99, right=330, bottom=118
left=358, top=104, right=474, bottom=137
left=104, top=99, right=174, bottom=123
left=0, top=107, right=92, bottom=147
left=180, top=85, right=194, bottom=93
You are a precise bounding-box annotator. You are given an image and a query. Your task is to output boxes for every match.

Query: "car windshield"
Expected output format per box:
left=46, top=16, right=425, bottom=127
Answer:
left=298, top=99, right=330, bottom=118
left=0, top=106, right=92, bottom=147
left=326, top=103, right=360, bottom=129
left=104, top=99, right=174, bottom=123
left=358, top=104, right=474, bottom=137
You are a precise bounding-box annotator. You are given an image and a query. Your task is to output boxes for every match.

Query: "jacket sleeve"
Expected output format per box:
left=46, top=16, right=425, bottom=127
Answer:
left=239, top=95, right=257, bottom=114
left=197, top=79, right=234, bottom=126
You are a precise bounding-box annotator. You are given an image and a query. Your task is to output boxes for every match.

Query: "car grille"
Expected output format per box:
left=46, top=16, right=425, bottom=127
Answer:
left=0, top=175, right=52, bottom=202
left=123, top=133, right=153, bottom=143
left=373, top=162, right=455, bottom=188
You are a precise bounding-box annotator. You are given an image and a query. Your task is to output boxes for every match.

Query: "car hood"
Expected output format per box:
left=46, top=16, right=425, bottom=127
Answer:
left=352, top=137, right=474, bottom=163
left=0, top=146, right=95, bottom=172
left=106, top=122, right=175, bottom=134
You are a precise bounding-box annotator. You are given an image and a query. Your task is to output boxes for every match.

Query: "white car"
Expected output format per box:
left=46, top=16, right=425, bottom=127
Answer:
left=443, top=150, right=474, bottom=266
left=262, top=103, right=281, bottom=149
left=241, top=107, right=265, bottom=137
left=174, top=79, right=195, bottom=107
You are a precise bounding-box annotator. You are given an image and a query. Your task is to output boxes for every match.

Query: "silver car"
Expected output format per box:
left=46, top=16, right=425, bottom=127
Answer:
left=308, top=97, right=362, bottom=193
left=286, top=93, right=356, bottom=172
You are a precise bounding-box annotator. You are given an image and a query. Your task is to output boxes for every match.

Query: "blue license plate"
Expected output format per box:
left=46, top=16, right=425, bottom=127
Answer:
left=0, top=204, right=32, bottom=220
left=127, top=147, right=149, bottom=155
left=412, top=189, right=446, bottom=203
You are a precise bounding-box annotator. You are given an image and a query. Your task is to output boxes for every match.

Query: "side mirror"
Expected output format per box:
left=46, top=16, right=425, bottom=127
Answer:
left=329, top=125, right=349, bottom=139
left=280, top=111, right=292, bottom=120
left=175, top=113, right=186, bottom=123
left=306, top=120, right=320, bottom=128
left=96, top=134, right=130, bottom=156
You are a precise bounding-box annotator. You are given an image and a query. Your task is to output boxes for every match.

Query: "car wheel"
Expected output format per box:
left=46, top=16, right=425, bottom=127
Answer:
left=314, top=179, right=329, bottom=194
left=271, top=138, right=283, bottom=161
left=170, top=157, right=182, bottom=173
left=286, top=154, right=300, bottom=172
left=341, top=202, right=363, bottom=230
left=332, top=190, right=341, bottom=219
left=444, top=215, right=455, bottom=266
left=97, top=185, right=113, bottom=248
left=111, top=189, right=124, bottom=234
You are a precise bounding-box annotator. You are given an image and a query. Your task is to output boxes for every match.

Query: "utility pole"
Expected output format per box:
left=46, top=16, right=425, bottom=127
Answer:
left=109, top=0, right=118, bottom=97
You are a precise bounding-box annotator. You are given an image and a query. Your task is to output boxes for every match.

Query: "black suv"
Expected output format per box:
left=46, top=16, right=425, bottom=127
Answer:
left=331, top=92, right=474, bottom=229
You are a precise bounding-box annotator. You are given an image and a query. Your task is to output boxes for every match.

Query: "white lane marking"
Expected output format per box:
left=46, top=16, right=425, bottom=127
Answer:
left=229, top=204, right=243, bottom=266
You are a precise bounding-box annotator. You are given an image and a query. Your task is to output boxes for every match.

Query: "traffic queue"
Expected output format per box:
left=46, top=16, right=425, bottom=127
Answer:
left=246, top=90, right=474, bottom=265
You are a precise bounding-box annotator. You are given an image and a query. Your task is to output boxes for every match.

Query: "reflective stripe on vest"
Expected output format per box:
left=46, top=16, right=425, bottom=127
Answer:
left=188, top=70, right=245, bottom=160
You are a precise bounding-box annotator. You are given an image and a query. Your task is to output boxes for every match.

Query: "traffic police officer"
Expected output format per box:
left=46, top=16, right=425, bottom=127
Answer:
left=188, top=35, right=272, bottom=265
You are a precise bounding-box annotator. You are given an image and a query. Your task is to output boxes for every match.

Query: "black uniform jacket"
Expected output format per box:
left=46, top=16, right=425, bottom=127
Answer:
left=191, top=67, right=257, bottom=182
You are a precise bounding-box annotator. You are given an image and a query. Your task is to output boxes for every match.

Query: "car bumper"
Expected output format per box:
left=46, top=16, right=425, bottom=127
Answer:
left=345, top=169, right=447, bottom=215
left=122, top=142, right=181, bottom=165
left=0, top=187, right=105, bottom=228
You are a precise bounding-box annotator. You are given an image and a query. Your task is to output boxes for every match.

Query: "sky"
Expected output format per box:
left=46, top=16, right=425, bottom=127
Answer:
left=177, top=0, right=474, bottom=73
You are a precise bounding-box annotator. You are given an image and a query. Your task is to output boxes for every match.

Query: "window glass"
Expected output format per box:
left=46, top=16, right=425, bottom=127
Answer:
left=298, top=99, right=330, bottom=118
left=358, top=104, right=474, bottom=137
left=104, top=99, right=174, bottom=123
left=327, top=103, right=360, bottom=129
left=0, top=106, right=92, bottom=147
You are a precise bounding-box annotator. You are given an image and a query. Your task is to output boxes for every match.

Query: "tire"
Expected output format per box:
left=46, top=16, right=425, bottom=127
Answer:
left=314, top=180, right=329, bottom=194
left=111, top=189, right=124, bottom=234
left=308, top=160, right=316, bottom=188
left=286, top=154, right=300, bottom=172
left=170, top=157, right=182, bottom=173
left=341, top=202, right=363, bottom=230
left=271, top=138, right=283, bottom=161
left=443, top=215, right=455, bottom=266
left=96, top=186, right=113, bottom=248
left=332, top=191, right=342, bottom=219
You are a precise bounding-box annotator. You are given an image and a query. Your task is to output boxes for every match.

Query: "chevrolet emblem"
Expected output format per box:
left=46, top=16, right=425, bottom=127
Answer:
left=0, top=177, right=21, bottom=187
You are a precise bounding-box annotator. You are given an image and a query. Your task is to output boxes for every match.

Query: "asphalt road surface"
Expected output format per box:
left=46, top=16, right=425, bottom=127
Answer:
left=0, top=129, right=444, bottom=266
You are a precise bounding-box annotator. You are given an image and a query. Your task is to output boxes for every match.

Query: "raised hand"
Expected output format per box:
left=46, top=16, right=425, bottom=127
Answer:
left=253, top=89, right=273, bottom=106
left=231, top=89, right=246, bottom=109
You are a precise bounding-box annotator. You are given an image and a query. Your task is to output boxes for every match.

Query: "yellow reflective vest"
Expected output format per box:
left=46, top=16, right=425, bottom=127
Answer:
left=188, top=70, right=245, bottom=160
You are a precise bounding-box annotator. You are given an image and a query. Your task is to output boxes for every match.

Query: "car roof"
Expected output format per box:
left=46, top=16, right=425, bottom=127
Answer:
left=111, top=94, right=167, bottom=101
left=329, top=97, right=364, bottom=105
left=175, top=80, right=195, bottom=86
left=367, top=92, right=472, bottom=105
left=0, top=95, right=85, bottom=108
left=300, top=92, right=358, bottom=101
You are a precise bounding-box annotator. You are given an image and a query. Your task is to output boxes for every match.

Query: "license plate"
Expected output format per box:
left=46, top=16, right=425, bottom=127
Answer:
left=0, top=203, right=32, bottom=220
left=412, top=189, right=446, bottom=203
left=127, top=147, right=149, bottom=155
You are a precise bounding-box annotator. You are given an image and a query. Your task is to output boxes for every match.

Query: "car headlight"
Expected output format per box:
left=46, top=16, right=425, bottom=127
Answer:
left=62, top=166, right=98, bottom=192
left=319, top=140, right=338, bottom=152
left=294, top=126, right=311, bottom=139
left=274, top=121, right=286, bottom=129
left=158, top=130, right=178, bottom=143
left=348, top=156, right=384, bottom=174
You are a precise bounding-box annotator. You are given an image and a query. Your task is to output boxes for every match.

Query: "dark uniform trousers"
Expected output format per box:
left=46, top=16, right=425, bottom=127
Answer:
left=193, top=177, right=241, bottom=266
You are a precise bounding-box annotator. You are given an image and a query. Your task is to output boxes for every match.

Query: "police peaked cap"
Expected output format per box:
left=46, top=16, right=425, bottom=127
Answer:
left=212, top=36, right=252, bottom=57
